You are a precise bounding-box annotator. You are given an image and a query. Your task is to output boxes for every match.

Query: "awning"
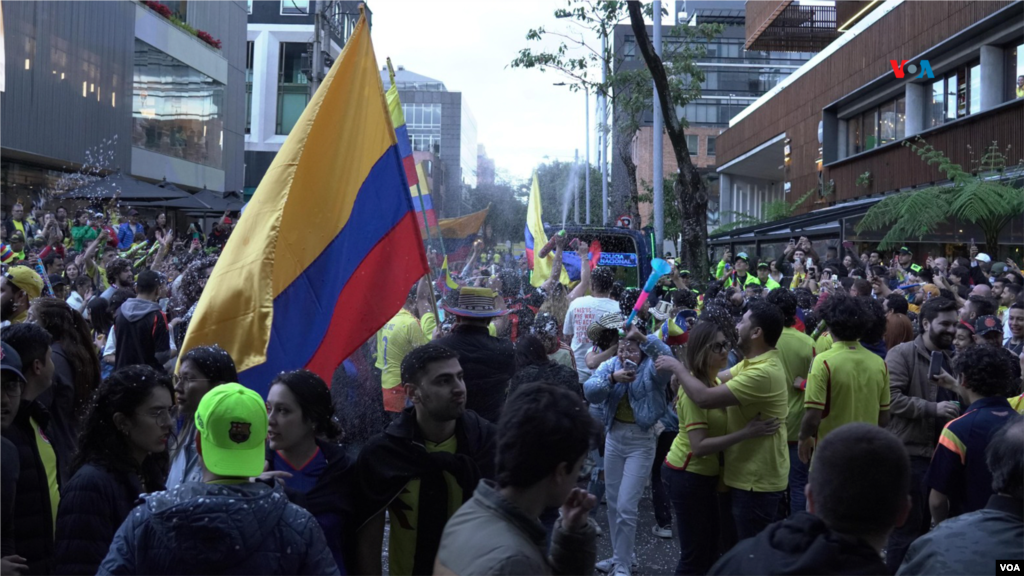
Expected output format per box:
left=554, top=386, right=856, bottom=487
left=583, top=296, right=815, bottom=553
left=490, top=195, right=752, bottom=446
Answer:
left=709, top=196, right=883, bottom=245
left=59, top=172, right=191, bottom=201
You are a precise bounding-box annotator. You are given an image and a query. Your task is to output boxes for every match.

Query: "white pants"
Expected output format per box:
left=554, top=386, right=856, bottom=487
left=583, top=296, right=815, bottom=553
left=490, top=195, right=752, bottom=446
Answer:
left=604, top=419, right=657, bottom=571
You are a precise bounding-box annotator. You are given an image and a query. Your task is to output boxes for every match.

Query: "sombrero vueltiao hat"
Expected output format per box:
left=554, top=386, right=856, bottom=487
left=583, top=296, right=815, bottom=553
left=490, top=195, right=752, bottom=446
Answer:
left=587, top=312, right=625, bottom=343
left=650, top=300, right=673, bottom=322
left=442, top=287, right=510, bottom=318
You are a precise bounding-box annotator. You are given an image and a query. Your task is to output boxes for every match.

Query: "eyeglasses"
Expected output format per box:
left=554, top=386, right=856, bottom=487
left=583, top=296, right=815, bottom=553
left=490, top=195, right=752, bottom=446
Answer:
left=710, top=342, right=730, bottom=355
left=1, top=380, right=23, bottom=396
left=173, top=374, right=210, bottom=387
left=138, top=407, right=173, bottom=424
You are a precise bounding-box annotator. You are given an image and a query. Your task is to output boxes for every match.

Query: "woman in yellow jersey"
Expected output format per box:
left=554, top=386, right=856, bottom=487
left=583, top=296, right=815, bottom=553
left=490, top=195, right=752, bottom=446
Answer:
left=661, top=322, right=780, bottom=575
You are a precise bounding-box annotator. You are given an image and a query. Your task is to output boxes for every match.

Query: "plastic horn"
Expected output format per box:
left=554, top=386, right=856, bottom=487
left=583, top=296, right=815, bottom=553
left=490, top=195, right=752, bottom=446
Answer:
left=896, top=283, right=922, bottom=290
left=35, top=263, right=55, bottom=298
left=624, top=258, right=673, bottom=328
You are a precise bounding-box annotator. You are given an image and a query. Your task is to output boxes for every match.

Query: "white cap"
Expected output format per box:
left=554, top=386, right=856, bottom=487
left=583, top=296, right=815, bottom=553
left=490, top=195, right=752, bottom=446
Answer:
left=976, top=253, right=991, bottom=263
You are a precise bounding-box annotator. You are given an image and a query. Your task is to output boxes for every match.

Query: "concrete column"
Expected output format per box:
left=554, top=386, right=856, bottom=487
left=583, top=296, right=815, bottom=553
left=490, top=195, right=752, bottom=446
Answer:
left=980, top=45, right=1005, bottom=112
left=719, top=173, right=732, bottom=221
left=905, top=81, right=926, bottom=137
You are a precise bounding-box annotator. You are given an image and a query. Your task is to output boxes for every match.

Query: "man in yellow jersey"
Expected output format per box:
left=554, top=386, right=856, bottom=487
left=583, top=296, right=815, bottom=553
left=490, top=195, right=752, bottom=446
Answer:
left=350, top=343, right=496, bottom=576
left=1, top=323, right=59, bottom=574
left=376, top=278, right=433, bottom=413
left=766, top=289, right=816, bottom=514
left=668, top=300, right=790, bottom=540
left=799, top=294, right=891, bottom=465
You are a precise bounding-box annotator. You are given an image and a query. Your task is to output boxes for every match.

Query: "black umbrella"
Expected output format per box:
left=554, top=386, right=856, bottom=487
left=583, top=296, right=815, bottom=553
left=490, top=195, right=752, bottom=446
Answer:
left=60, top=172, right=191, bottom=201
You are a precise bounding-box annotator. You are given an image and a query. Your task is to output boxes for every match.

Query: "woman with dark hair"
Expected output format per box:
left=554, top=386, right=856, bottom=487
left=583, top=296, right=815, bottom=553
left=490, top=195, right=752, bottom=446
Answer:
left=264, top=369, right=352, bottom=571
left=165, top=345, right=238, bottom=487
left=70, top=209, right=97, bottom=252
left=661, top=322, right=780, bottom=575
left=64, top=260, right=81, bottom=283
left=148, top=212, right=170, bottom=246
left=507, top=334, right=581, bottom=400
left=169, top=256, right=217, bottom=349
left=53, top=366, right=174, bottom=575
left=585, top=323, right=674, bottom=575
left=29, top=298, right=103, bottom=467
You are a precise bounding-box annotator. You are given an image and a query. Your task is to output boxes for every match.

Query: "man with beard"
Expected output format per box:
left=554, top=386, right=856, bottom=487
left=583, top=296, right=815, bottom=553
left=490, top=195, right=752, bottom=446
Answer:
left=883, top=297, right=961, bottom=570
left=99, top=258, right=134, bottom=301
left=1, top=266, right=44, bottom=327
left=348, top=344, right=496, bottom=576
left=665, top=300, right=789, bottom=540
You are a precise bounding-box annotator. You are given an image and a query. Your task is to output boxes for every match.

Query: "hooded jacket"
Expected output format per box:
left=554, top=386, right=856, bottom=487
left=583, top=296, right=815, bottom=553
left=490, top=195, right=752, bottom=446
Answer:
left=114, top=297, right=170, bottom=371
left=709, top=512, right=887, bottom=575
left=97, top=481, right=339, bottom=575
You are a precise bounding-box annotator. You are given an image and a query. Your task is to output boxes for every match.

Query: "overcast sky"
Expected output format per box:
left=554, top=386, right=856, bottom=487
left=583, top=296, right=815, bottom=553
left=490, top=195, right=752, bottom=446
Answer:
left=370, top=1, right=642, bottom=182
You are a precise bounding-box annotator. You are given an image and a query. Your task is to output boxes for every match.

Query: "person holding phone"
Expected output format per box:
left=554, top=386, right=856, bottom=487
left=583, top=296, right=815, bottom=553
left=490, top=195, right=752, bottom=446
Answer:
left=883, top=297, right=962, bottom=571
left=584, top=323, right=673, bottom=576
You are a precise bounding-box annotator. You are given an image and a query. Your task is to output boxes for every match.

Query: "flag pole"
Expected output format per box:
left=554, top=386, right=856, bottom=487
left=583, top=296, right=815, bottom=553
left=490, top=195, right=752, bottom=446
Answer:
left=387, top=57, right=441, bottom=326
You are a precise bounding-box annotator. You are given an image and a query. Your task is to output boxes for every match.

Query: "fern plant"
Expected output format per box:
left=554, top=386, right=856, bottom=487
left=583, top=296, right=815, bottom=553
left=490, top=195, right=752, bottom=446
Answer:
left=855, top=138, right=1024, bottom=251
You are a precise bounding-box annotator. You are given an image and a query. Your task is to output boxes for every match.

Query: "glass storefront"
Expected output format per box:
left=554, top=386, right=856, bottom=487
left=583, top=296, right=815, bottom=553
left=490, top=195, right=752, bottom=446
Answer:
left=132, top=39, right=225, bottom=168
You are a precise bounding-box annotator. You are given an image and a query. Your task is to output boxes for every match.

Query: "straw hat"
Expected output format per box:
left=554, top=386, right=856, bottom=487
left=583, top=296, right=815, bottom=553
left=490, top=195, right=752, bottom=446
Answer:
left=442, top=287, right=510, bottom=318
left=587, top=312, right=625, bottom=343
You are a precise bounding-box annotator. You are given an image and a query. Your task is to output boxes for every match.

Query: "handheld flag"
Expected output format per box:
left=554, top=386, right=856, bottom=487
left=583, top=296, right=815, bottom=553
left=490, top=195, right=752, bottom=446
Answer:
left=525, top=172, right=569, bottom=287
left=386, top=59, right=438, bottom=229
left=179, top=9, right=429, bottom=397
left=440, top=256, right=459, bottom=290
left=428, top=207, right=489, bottom=262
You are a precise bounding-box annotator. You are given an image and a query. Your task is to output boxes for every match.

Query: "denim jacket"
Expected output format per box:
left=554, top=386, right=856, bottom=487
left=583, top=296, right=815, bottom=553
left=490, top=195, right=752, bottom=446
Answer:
left=584, top=335, right=672, bottom=432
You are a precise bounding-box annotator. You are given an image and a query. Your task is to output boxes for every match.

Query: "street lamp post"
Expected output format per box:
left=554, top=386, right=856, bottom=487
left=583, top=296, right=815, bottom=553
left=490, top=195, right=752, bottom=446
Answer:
left=652, top=0, right=664, bottom=252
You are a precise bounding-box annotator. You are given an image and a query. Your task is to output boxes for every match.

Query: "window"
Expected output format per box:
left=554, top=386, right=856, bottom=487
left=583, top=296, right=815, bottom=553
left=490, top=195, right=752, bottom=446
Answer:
left=247, top=0, right=252, bottom=13
left=927, top=64, right=979, bottom=127
left=686, top=134, right=698, bottom=155
left=1008, top=43, right=1023, bottom=101
left=707, top=136, right=716, bottom=156
left=624, top=36, right=636, bottom=61
left=843, top=95, right=905, bottom=157
left=132, top=39, right=224, bottom=168
left=847, top=114, right=861, bottom=155
left=245, top=41, right=253, bottom=134
left=276, top=42, right=309, bottom=134
left=280, top=0, right=309, bottom=15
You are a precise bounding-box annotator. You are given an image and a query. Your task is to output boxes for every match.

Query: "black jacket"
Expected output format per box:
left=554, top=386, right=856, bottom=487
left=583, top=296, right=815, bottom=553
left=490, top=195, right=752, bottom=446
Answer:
left=1, top=437, right=20, bottom=557
left=339, top=408, right=496, bottom=575
left=54, top=462, right=144, bottom=575
left=36, top=342, right=77, bottom=483
left=266, top=439, right=353, bottom=572
left=1, top=399, right=62, bottom=575
left=114, top=298, right=170, bottom=371
left=710, top=512, right=887, bottom=576
left=437, top=324, right=516, bottom=423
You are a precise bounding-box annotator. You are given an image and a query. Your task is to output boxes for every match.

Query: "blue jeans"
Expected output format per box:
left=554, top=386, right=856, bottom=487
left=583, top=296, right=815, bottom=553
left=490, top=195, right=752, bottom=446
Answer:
left=731, top=488, right=784, bottom=541
left=662, top=465, right=719, bottom=575
left=604, top=421, right=657, bottom=570
left=788, top=443, right=809, bottom=515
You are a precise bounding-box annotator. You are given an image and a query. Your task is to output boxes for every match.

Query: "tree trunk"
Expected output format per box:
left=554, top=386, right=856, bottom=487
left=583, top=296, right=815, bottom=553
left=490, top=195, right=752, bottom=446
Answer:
left=627, top=1, right=709, bottom=288
left=617, top=136, right=641, bottom=230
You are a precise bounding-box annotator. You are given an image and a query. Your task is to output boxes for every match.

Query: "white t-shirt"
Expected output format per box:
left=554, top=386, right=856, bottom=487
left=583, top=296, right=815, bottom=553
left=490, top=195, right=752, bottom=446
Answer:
left=563, top=295, right=620, bottom=383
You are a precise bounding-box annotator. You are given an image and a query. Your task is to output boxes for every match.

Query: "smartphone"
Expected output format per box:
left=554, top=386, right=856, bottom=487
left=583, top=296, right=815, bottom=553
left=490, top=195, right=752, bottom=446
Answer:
left=928, top=351, right=944, bottom=379
left=807, top=257, right=814, bottom=268
left=623, top=360, right=639, bottom=373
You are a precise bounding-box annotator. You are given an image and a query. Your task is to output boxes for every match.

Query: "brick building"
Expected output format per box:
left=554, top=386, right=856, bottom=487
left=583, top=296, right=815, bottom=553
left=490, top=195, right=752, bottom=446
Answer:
left=712, top=0, right=1023, bottom=264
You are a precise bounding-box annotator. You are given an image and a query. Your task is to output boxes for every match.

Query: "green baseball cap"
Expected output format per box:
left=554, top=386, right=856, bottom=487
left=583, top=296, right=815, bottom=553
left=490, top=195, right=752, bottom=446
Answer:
left=194, top=383, right=267, bottom=478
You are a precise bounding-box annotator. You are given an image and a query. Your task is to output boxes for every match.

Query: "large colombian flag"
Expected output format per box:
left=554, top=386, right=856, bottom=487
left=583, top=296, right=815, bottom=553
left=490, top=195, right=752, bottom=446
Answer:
left=179, top=9, right=428, bottom=397
left=385, top=60, right=438, bottom=229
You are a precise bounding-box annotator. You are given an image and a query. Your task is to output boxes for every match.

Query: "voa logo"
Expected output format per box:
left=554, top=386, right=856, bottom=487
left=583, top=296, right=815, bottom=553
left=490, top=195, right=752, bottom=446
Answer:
left=890, top=59, right=935, bottom=79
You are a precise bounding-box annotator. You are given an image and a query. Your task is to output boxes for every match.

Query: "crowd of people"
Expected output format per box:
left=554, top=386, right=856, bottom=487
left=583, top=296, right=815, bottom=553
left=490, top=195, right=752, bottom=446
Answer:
left=1, top=205, right=1023, bottom=576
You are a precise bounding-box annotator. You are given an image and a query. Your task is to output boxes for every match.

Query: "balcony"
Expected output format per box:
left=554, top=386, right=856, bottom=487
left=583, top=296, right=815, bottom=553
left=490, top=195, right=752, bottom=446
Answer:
left=745, top=1, right=840, bottom=53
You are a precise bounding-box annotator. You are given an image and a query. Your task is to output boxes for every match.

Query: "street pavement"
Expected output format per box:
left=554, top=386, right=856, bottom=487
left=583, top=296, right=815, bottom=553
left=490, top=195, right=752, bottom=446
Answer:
left=592, top=482, right=680, bottom=576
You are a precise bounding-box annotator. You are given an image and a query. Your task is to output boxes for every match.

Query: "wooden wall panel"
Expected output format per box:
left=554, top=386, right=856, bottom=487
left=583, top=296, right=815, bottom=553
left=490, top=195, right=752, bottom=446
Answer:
left=828, top=104, right=1024, bottom=202
left=719, top=1, right=1016, bottom=216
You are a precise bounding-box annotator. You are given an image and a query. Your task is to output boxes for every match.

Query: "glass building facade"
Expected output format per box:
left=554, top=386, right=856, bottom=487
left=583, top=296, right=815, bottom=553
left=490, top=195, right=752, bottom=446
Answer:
left=132, top=39, right=225, bottom=169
